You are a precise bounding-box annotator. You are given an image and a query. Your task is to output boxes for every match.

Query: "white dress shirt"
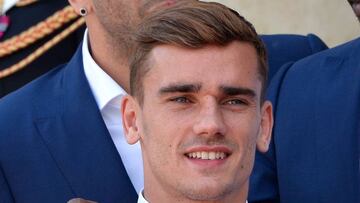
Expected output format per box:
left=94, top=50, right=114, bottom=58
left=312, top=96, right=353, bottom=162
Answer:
left=82, top=30, right=144, bottom=193
left=137, top=189, right=248, bottom=203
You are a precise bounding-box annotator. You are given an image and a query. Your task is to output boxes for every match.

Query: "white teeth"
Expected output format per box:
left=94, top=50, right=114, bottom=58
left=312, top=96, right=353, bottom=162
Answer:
left=186, top=151, right=227, bottom=160
left=209, top=152, right=215, bottom=160
left=201, top=151, right=209, bottom=159
left=219, top=152, right=225, bottom=159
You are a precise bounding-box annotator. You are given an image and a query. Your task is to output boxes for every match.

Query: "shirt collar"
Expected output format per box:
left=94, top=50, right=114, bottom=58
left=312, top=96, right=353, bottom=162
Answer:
left=82, top=29, right=126, bottom=110
left=2, top=0, right=18, bottom=14
left=137, top=189, right=248, bottom=203
left=137, top=190, right=148, bottom=203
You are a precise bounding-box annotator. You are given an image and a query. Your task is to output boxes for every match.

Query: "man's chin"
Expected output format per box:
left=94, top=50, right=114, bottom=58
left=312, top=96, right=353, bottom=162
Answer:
left=178, top=182, right=235, bottom=201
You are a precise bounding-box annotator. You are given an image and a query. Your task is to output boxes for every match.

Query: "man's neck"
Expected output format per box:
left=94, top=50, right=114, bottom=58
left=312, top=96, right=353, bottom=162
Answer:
left=87, top=25, right=130, bottom=92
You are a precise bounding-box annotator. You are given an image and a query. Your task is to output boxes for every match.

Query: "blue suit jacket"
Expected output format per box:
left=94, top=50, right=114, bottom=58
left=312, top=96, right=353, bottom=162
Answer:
left=0, top=46, right=137, bottom=203
left=0, top=34, right=327, bottom=203
left=261, top=34, right=327, bottom=82
left=249, top=38, right=360, bottom=203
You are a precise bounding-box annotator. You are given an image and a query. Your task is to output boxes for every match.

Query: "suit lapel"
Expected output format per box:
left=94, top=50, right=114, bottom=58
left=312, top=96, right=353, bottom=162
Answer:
left=35, top=46, right=137, bottom=202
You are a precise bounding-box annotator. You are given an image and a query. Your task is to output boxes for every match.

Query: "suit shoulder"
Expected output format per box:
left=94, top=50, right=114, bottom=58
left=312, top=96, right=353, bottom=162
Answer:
left=0, top=64, right=66, bottom=122
left=268, top=38, right=360, bottom=99
left=261, top=33, right=328, bottom=54
left=273, top=37, right=359, bottom=80
left=295, top=37, right=360, bottom=65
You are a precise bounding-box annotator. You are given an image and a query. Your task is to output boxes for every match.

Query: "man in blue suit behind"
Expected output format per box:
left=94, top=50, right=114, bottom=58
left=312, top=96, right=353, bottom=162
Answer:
left=0, top=0, right=328, bottom=202
left=249, top=1, right=360, bottom=202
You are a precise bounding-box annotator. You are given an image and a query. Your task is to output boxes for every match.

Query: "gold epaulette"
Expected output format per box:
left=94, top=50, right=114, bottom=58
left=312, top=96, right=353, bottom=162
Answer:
left=16, top=0, right=38, bottom=7
left=0, top=5, right=85, bottom=79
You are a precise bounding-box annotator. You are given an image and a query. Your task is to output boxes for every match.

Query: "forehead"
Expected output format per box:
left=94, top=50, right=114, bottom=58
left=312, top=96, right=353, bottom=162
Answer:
left=144, top=42, right=262, bottom=96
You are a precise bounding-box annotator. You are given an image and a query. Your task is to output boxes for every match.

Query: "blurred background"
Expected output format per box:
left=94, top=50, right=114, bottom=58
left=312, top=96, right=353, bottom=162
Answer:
left=207, top=0, right=359, bottom=47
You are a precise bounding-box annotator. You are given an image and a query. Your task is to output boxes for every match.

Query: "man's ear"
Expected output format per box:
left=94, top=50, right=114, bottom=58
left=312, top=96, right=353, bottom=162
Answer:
left=121, top=95, right=141, bottom=145
left=256, top=101, right=274, bottom=153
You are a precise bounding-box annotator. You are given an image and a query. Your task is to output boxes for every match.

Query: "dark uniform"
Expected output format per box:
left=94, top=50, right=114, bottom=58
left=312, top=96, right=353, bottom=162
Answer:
left=0, top=0, right=85, bottom=98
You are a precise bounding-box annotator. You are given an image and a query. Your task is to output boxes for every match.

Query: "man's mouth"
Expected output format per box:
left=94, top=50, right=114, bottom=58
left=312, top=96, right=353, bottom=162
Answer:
left=185, top=151, right=229, bottom=160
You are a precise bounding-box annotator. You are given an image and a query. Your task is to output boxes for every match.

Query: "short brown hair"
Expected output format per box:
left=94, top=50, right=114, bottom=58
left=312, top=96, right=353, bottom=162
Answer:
left=130, top=1, right=268, bottom=104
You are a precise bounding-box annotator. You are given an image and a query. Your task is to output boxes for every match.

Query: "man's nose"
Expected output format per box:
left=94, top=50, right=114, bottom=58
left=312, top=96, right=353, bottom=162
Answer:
left=192, top=98, right=227, bottom=137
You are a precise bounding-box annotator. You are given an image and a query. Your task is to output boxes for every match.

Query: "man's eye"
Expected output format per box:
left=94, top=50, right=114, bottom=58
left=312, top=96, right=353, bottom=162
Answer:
left=170, top=97, right=191, bottom=103
left=224, top=99, right=247, bottom=105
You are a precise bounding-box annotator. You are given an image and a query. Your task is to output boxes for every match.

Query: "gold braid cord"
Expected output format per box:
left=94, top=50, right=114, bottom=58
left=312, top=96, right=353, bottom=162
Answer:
left=0, top=5, right=85, bottom=79
left=16, top=0, right=38, bottom=7
left=0, top=5, right=79, bottom=57
left=0, top=17, right=85, bottom=79
left=0, top=0, right=3, bottom=15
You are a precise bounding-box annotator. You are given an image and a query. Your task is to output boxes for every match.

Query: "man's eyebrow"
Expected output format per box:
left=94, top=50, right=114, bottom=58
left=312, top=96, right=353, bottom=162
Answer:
left=159, top=83, right=201, bottom=95
left=220, top=86, right=256, bottom=98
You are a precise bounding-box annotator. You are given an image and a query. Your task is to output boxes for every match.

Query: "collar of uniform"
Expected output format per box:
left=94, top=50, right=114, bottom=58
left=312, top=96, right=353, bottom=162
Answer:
left=137, top=189, right=249, bottom=203
left=82, top=29, right=126, bottom=111
left=2, top=0, right=18, bottom=14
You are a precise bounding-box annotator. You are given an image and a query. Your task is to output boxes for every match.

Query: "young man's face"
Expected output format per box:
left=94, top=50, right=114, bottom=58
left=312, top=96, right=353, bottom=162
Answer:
left=123, top=41, right=273, bottom=202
